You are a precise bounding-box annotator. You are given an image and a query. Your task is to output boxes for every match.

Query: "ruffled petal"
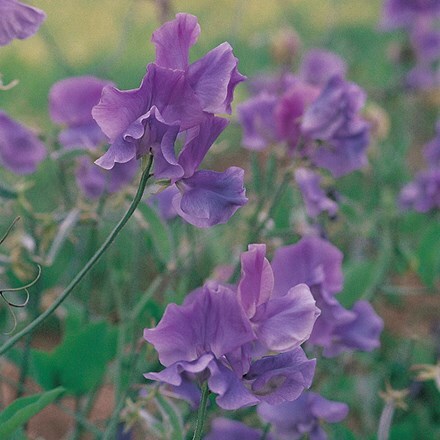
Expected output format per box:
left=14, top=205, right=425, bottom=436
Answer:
left=152, top=13, right=200, bottom=70
left=173, top=167, right=247, bottom=228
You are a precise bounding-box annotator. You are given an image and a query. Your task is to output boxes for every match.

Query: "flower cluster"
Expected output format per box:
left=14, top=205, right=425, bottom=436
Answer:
left=271, top=236, right=384, bottom=357
left=144, top=243, right=320, bottom=410
left=399, top=121, right=440, bottom=212
left=0, top=0, right=45, bottom=46
left=49, top=76, right=137, bottom=199
left=381, top=0, right=440, bottom=90
left=92, top=13, right=248, bottom=227
left=238, top=49, right=370, bottom=178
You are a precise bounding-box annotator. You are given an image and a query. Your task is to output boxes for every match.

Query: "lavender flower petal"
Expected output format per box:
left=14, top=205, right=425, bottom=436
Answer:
left=0, top=0, right=45, bottom=46
left=300, top=49, right=347, bottom=86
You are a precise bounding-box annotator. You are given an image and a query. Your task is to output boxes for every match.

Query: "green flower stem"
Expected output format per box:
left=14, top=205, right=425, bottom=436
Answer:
left=0, top=155, right=154, bottom=356
left=192, top=382, right=210, bottom=440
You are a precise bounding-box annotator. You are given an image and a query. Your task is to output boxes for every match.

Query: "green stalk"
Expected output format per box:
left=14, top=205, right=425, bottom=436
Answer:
left=192, top=382, right=210, bottom=440
left=0, top=155, right=153, bottom=356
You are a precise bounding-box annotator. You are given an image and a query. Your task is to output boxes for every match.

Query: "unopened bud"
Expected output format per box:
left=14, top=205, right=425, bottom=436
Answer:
left=271, top=27, right=301, bottom=66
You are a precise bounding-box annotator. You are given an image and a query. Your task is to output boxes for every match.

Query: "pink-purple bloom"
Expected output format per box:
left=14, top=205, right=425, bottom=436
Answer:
left=0, top=0, right=45, bottom=46
left=238, top=50, right=370, bottom=176
left=144, top=244, right=319, bottom=409
left=258, top=391, right=349, bottom=440
left=0, top=110, right=46, bottom=174
left=271, top=236, right=383, bottom=357
left=381, top=0, right=440, bottom=30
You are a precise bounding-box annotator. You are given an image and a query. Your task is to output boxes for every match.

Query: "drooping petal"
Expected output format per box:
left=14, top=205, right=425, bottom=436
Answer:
left=310, top=393, right=349, bottom=423
left=144, top=353, right=214, bottom=386
left=237, top=243, right=274, bottom=319
left=152, top=13, right=200, bottom=70
left=173, top=167, right=248, bottom=228
left=178, top=115, right=229, bottom=178
left=0, top=111, right=46, bottom=174
left=246, top=348, right=316, bottom=405
left=208, top=360, right=260, bottom=410
left=0, top=0, right=46, bottom=46
left=148, top=184, right=179, bottom=220
left=188, top=42, right=246, bottom=114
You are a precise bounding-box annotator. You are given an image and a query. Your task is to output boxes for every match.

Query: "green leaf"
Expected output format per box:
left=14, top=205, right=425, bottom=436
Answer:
left=0, top=387, right=64, bottom=437
left=30, top=321, right=116, bottom=396
left=137, top=202, right=173, bottom=264
left=417, top=223, right=440, bottom=288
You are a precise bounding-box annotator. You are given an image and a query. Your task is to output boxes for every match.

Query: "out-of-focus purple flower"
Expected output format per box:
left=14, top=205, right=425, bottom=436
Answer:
left=258, top=391, right=349, bottom=440
left=238, top=93, right=280, bottom=151
left=152, top=13, right=246, bottom=115
left=381, top=0, right=440, bottom=30
left=302, top=75, right=370, bottom=177
left=0, top=0, right=45, bottom=46
left=299, top=49, right=347, bottom=87
left=321, top=300, right=384, bottom=357
left=272, top=236, right=383, bottom=357
left=205, top=418, right=272, bottom=440
left=294, top=168, right=338, bottom=218
left=49, top=76, right=113, bottom=149
left=411, top=24, right=440, bottom=63
left=0, top=110, right=46, bottom=174
left=247, top=72, right=297, bottom=96
left=406, top=64, right=438, bottom=89
left=423, top=121, right=440, bottom=166
left=75, top=157, right=137, bottom=200
left=399, top=168, right=440, bottom=212
left=173, top=167, right=248, bottom=228
left=144, top=244, right=319, bottom=409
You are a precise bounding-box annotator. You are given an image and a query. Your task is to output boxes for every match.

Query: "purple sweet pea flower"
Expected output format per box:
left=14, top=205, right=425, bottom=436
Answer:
left=0, top=110, right=46, bottom=174
left=75, top=157, right=137, bottom=200
left=399, top=167, right=440, bottom=212
left=294, top=168, right=338, bottom=218
left=144, top=245, right=318, bottom=409
left=49, top=76, right=114, bottom=149
left=205, top=418, right=272, bottom=440
left=381, top=0, right=440, bottom=30
left=152, top=13, right=246, bottom=115
left=302, top=75, right=370, bottom=177
left=0, top=0, right=45, bottom=46
left=272, top=237, right=383, bottom=357
left=258, top=391, right=349, bottom=440
left=299, top=49, right=347, bottom=87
